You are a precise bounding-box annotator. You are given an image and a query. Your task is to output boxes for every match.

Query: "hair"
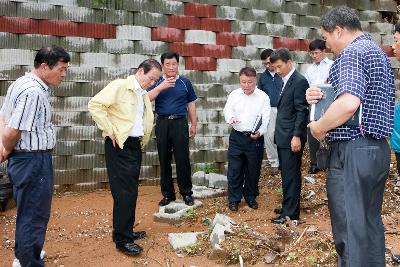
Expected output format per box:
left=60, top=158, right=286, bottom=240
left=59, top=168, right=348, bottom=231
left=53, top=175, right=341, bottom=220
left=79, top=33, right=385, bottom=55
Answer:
left=309, top=39, right=326, bottom=51
left=395, top=23, right=400, bottom=34
left=239, top=67, right=257, bottom=77
left=260, top=49, right=273, bottom=60
left=34, top=45, right=70, bottom=69
left=269, top=48, right=292, bottom=64
left=160, top=51, right=180, bottom=64
left=320, top=6, right=362, bottom=33
left=137, top=59, right=162, bottom=74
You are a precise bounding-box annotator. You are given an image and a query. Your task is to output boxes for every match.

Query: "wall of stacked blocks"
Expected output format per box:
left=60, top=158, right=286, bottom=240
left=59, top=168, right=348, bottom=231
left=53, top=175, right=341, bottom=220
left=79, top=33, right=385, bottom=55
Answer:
left=0, top=0, right=398, bottom=191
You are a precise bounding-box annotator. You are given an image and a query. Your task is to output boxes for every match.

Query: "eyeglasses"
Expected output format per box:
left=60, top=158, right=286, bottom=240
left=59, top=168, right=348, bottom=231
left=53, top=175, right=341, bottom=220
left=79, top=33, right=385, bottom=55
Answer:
left=309, top=51, right=323, bottom=56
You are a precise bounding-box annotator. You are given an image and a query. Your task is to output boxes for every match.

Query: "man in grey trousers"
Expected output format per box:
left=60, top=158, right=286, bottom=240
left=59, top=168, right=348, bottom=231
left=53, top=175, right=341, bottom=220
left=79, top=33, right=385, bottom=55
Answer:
left=307, top=6, right=395, bottom=267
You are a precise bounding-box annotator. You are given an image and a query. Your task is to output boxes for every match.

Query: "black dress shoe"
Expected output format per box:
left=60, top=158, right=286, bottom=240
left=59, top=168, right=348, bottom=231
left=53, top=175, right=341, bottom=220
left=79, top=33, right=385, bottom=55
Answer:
left=116, top=242, right=142, bottom=256
left=228, top=202, right=239, bottom=211
left=159, top=196, right=176, bottom=206
left=271, top=215, right=299, bottom=224
left=308, top=166, right=321, bottom=174
left=132, top=231, right=146, bottom=240
left=392, top=254, right=400, bottom=264
left=246, top=199, right=258, bottom=209
left=183, top=195, right=194, bottom=206
left=273, top=208, right=282, bottom=214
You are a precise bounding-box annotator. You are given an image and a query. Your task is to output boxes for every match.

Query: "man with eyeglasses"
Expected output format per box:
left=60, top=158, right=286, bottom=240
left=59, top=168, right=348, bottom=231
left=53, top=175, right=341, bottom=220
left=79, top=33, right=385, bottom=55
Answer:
left=304, top=39, right=333, bottom=174
left=258, top=49, right=283, bottom=175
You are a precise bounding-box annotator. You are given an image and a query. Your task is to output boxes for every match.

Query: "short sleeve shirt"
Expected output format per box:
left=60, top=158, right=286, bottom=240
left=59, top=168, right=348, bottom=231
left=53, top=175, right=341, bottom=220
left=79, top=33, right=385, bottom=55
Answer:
left=327, top=34, right=395, bottom=141
left=150, top=75, right=197, bottom=116
left=0, top=73, right=56, bottom=150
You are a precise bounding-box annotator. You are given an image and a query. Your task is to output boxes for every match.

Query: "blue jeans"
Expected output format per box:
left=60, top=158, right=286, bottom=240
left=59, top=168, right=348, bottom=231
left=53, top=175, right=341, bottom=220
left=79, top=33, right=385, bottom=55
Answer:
left=8, top=151, right=53, bottom=267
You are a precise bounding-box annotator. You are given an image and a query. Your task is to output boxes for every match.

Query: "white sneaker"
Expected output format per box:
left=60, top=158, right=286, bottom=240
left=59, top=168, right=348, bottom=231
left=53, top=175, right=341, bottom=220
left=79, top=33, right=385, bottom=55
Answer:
left=12, top=250, right=46, bottom=267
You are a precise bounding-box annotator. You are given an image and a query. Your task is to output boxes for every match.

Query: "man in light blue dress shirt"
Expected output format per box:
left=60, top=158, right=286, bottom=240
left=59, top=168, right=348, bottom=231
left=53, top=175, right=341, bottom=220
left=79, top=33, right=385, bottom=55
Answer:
left=304, top=39, right=333, bottom=174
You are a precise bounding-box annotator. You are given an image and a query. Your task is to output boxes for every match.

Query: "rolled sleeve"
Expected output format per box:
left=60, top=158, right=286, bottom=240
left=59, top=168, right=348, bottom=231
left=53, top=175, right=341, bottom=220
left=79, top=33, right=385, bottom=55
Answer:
left=8, top=92, right=41, bottom=131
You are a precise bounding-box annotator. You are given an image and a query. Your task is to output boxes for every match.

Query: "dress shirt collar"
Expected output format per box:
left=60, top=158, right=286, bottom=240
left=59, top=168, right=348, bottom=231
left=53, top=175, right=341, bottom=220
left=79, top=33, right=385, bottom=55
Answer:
left=268, top=70, right=276, bottom=77
left=282, top=67, right=295, bottom=85
left=127, top=75, right=146, bottom=95
left=314, top=57, right=330, bottom=66
left=26, top=72, right=49, bottom=92
left=240, top=87, right=260, bottom=96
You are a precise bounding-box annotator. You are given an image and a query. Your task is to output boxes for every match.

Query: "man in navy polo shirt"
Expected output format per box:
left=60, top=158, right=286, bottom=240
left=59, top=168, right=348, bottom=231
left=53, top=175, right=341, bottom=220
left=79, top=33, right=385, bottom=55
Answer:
left=149, top=51, right=197, bottom=207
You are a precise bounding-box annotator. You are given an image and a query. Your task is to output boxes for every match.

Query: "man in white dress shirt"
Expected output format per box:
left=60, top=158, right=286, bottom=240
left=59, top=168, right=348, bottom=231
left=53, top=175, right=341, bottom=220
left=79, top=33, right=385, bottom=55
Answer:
left=223, top=67, right=271, bottom=211
left=304, top=39, right=333, bottom=174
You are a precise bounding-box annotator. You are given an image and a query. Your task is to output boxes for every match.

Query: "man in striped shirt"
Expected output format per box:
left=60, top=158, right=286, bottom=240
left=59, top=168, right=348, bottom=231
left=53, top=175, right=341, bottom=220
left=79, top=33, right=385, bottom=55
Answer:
left=0, top=45, right=70, bottom=267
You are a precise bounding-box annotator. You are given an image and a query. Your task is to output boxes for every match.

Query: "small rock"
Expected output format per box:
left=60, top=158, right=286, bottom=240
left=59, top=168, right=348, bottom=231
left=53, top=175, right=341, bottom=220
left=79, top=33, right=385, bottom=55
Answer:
left=168, top=232, right=202, bottom=250
left=303, top=176, right=316, bottom=184
left=306, top=225, right=319, bottom=234
left=305, top=190, right=315, bottom=200
left=263, top=251, right=277, bottom=263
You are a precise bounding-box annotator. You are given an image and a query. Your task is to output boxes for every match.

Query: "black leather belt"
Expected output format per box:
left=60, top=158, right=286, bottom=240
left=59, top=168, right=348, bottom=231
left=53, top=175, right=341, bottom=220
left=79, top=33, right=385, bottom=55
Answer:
left=127, top=136, right=142, bottom=141
left=158, top=115, right=185, bottom=120
left=234, top=129, right=252, bottom=137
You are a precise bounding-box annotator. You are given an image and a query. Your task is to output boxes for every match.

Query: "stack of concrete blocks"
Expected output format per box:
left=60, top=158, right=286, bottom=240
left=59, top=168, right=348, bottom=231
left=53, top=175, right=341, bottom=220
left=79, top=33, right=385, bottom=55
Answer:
left=0, top=0, right=397, bottom=190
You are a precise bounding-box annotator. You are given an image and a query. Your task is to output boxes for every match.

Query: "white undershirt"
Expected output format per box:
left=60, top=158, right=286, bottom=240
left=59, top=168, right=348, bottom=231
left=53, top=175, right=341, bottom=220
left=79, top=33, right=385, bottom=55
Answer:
left=129, top=78, right=146, bottom=137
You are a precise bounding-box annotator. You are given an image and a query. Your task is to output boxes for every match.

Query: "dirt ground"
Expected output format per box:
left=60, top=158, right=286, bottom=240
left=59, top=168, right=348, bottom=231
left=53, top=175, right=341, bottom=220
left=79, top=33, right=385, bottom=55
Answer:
left=1, top=153, right=400, bottom=267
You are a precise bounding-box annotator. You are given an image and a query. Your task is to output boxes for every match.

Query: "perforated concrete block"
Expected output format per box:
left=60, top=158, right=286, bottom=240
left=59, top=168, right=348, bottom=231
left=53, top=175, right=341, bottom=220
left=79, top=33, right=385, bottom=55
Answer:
left=134, top=11, right=167, bottom=27
left=185, top=30, right=216, bottom=45
left=216, top=6, right=244, bottom=21
left=19, top=34, right=60, bottom=50
left=134, top=40, right=168, bottom=55
left=246, top=35, right=273, bottom=48
left=60, top=36, right=97, bottom=52
left=258, top=0, right=282, bottom=12
left=231, top=20, right=259, bottom=35
left=274, top=12, right=298, bottom=26
left=59, top=5, right=102, bottom=23
left=217, top=58, right=246, bottom=73
left=246, top=59, right=264, bottom=73
left=98, top=39, right=135, bottom=54
left=243, top=9, right=272, bottom=23
left=259, top=23, right=287, bottom=37
left=18, top=2, right=58, bottom=19
left=119, top=54, right=149, bottom=68
left=80, top=52, right=117, bottom=68
left=116, top=25, right=151, bottom=41
left=154, top=0, right=184, bottom=15
left=0, top=49, right=35, bottom=65
left=105, top=9, right=133, bottom=25
left=232, top=46, right=259, bottom=60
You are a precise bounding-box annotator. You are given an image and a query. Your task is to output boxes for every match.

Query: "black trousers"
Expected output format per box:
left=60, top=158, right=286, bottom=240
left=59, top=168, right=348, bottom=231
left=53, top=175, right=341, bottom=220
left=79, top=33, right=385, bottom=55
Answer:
left=105, top=137, right=142, bottom=245
left=155, top=117, right=192, bottom=198
left=395, top=152, right=400, bottom=176
left=307, top=128, right=320, bottom=167
left=328, top=137, right=389, bottom=267
left=277, top=144, right=304, bottom=219
left=227, top=129, right=264, bottom=203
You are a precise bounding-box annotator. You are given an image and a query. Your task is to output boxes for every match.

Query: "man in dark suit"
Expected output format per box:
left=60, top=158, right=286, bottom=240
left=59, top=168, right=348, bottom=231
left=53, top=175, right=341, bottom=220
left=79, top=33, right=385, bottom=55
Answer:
left=269, top=48, right=309, bottom=224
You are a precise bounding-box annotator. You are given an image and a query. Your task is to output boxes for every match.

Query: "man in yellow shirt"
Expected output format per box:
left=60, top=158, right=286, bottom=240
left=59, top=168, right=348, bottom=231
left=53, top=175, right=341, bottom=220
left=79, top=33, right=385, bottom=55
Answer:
left=88, top=59, right=162, bottom=256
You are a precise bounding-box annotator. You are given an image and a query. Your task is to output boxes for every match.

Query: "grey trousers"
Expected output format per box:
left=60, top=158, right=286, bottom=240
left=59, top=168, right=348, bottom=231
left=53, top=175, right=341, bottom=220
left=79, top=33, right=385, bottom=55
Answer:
left=328, top=137, right=389, bottom=267
left=265, top=107, right=279, bottom=167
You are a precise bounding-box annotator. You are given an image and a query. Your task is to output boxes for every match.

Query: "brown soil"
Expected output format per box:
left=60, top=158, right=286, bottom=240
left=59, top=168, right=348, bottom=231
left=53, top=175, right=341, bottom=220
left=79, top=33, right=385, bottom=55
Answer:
left=1, top=153, right=400, bottom=267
